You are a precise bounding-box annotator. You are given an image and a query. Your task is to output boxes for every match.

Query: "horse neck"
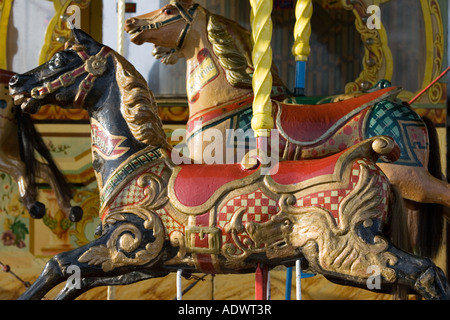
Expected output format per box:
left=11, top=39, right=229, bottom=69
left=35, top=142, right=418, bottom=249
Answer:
left=181, top=8, right=253, bottom=119
left=88, top=86, right=149, bottom=189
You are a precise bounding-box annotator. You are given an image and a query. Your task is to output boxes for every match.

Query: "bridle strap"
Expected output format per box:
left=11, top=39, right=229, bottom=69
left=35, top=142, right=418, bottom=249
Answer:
left=141, top=3, right=199, bottom=50
left=31, top=46, right=111, bottom=108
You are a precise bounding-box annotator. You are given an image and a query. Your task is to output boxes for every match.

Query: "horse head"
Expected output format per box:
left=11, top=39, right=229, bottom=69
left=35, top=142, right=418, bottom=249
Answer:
left=125, top=1, right=199, bottom=49
left=9, top=28, right=112, bottom=114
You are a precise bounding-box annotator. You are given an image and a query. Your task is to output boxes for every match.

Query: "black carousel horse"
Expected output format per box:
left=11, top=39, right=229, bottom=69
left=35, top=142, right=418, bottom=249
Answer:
left=9, top=29, right=449, bottom=300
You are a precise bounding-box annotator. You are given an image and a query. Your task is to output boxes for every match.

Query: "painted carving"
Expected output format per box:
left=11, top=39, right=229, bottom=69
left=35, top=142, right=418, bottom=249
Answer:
left=8, top=30, right=450, bottom=300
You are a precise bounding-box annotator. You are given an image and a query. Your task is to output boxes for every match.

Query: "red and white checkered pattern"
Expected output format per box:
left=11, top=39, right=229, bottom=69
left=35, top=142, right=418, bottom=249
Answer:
left=217, top=189, right=279, bottom=253
left=296, top=159, right=388, bottom=224
left=156, top=208, right=184, bottom=240
left=108, top=163, right=166, bottom=209
left=216, top=159, right=389, bottom=252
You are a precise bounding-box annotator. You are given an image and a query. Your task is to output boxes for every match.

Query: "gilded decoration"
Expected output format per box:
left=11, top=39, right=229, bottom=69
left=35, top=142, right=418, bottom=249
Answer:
left=0, top=0, right=13, bottom=69
left=342, top=0, right=445, bottom=107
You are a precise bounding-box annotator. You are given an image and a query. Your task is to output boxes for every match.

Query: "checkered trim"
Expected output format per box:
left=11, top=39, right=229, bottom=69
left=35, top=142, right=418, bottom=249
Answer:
left=218, top=189, right=279, bottom=253
left=296, top=159, right=388, bottom=224
left=367, top=101, right=426, bottom=166
left=108, top=162, right=166, bottom=209
left=156, top=208, right=184, bottom=240
left=217, top=159, right=389, bottom=253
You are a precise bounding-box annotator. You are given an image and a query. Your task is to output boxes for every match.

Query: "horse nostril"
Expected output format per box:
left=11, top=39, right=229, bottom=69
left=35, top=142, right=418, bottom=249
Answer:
left=125, top=18, right=135, bottom=26
left=9, top=75, right=19, bottom=87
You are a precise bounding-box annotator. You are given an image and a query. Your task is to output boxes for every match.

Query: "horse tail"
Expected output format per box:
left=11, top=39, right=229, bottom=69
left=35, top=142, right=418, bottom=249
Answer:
left=416, top=117, right=444, bottom=259
left=16, top=107, right=73, bottom=205
left=388, top=185, right=412, bottom=253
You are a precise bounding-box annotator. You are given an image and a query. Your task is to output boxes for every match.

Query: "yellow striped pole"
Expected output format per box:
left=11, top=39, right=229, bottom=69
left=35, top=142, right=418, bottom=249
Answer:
left=250, top=0, right=274, bottom=142
left=285, top=0, right=313, bottom=301
left=250, top=0, right=273, bottom=300
left=292, top=0, right=312, bottom=95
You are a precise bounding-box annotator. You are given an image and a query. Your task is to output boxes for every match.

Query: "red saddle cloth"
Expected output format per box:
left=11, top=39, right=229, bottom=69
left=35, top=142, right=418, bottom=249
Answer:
left=173, top=150, right=346, bottom=208
left=174, top=163, right=255, bottom=207
left=275, top=86, right=400, bottom=143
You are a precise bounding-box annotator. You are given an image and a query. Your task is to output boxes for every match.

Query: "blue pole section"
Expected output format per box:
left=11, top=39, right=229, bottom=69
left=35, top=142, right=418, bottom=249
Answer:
left=285, top=266, right=293, bottom=300
left=294, top=60, right=306, bottom=95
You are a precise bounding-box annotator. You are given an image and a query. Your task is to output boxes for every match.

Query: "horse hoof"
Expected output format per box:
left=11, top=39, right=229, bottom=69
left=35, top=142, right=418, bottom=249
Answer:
left=29, top=202, right=46, bottom=219
left=69, top=206, right=83, bottom=222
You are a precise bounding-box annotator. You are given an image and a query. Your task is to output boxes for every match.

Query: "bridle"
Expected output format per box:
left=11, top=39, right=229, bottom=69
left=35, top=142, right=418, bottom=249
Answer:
left=30, top=46, right=112, bottom=108
left=139, top=2, right=199, bottom=50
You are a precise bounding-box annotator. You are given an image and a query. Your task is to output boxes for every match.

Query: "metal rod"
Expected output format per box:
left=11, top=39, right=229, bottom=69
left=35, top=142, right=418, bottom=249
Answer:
left=296, top=259, right=302, bottom=300
left=0, top=261, right=30, bottom=288
left=176, top=269, right=183, bottom=300
left=409, top=66, right=450, bottom=104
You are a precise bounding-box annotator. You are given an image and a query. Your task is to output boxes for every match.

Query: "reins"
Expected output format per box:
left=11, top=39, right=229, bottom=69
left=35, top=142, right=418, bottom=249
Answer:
left=30, top=46, right=112, bottom=108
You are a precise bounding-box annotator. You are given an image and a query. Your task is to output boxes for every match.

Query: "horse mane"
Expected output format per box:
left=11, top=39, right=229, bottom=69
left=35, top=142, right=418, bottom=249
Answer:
left=112, top=51, right=171, bottom=150
left=206, top=12, right=253, bottom=88
left=205, top=9, right=288, bottom=92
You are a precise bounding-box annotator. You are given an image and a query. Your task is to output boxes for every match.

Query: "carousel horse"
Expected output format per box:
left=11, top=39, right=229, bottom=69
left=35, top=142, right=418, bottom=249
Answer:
left=9, top=29, right=450, bottom=300
left=124, top=1, right=448, bottom=259
left=0, top=69, right=82, bottom=222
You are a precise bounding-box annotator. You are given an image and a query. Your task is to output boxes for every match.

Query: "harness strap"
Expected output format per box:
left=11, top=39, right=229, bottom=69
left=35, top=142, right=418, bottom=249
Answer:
left=141, top=3, right=199, bottom=50
left=30, top=46, right=112, bottom=108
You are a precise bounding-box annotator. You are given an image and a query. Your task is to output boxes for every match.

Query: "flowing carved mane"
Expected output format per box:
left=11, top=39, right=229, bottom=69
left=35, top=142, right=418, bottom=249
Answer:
left=112, top=51, right=170, bottom=149
left=205, top=9, right=287, bottom=92
left=206, top=12, right=253, bottom=88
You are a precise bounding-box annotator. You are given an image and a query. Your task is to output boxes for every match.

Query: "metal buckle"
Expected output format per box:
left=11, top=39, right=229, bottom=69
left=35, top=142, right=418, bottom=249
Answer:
left=30, top=87, right=46, bottom=100
left=59, top=73, right=76, bottom=87
left=185, top=226, right=221, bottom=254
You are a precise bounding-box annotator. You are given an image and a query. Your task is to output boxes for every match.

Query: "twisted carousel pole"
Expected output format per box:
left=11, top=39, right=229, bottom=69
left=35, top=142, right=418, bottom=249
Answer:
left=285, top=0, right=313, bottom=301
left=250, top=0, right=274, bottom=147
left=292, top=0, right=312, bottom=96
left=250, top=0, right=273, bottom=301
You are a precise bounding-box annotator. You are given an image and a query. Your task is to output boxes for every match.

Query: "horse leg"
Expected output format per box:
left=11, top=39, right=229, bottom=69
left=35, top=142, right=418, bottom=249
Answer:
left=35, top=161, right=83, bottom=222
left=19, top=215, right=165, bottom=300
left=0, top=158, right=45, bottom=218
left=18, top=236, right=108, bottom=300
left=53, top=271, right=159, bottom=300
left=386, top=245, right=450, bottom=300
left=302, top=236, right=450, bottom=300
left=379, top=163, right=450, bottom=216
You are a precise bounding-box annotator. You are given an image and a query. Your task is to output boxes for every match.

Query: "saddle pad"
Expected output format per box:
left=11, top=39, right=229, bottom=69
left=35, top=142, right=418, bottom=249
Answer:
left=174, top=163, right=256, bottom=207
left=276, top=86, right=400, bottom=145
left=174, top=151, right=345, bottom=208
left=269, top=150, right=343, bottom=185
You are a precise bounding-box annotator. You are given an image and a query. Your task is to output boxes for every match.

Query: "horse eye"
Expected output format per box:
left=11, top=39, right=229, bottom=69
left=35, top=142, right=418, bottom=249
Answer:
left=53, top=55, right=63, bottom=68
left=164, top=8, right=174, bottom=15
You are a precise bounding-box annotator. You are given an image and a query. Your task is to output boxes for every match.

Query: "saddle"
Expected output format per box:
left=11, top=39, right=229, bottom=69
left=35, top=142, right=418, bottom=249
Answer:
left=274, top=86, right=401, bottom=145
left=169, top=137, right=387, bottom=214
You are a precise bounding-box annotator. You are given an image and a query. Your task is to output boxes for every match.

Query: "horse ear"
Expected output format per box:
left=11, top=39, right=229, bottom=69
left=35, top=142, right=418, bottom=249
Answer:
left=69, top=28, right=103, bottom=55
left=172, top=0, right=195, bottom=7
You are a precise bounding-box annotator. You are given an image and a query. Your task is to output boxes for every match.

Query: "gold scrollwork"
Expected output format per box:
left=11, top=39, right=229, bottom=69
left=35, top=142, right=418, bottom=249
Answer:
left=342, top=0, right=444, bottom=105
left=281, top=163, right=397, bottom=282
left=78, top=207, right=165, bottom=272
left=78, top=172, right=168, bottom=272
left=342, top=0, right=392, bottom=92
